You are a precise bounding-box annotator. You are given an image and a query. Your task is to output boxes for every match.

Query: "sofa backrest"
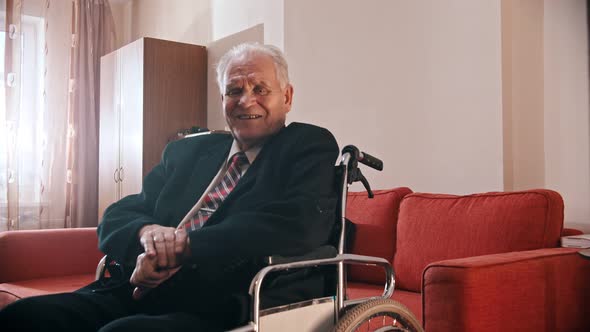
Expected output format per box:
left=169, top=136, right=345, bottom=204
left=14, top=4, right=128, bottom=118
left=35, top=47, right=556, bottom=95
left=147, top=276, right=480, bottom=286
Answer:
left=346, top=187, right=413, bottom=284
left=0, top=227, right=103, bottom=283
left=393, top=189, right=564, bottom=292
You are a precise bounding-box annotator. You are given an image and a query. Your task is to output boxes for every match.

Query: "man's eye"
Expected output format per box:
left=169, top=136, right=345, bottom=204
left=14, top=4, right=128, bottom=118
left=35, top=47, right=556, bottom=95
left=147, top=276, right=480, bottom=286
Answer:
left=225, top=88, right=242, bottom=96
left=254, top=86, right=269, bottom=95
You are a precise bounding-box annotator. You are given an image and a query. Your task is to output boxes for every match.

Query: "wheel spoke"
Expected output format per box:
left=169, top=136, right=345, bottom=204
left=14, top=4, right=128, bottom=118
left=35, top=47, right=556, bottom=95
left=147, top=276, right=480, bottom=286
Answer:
left=334, top=299, right=423, bottom=332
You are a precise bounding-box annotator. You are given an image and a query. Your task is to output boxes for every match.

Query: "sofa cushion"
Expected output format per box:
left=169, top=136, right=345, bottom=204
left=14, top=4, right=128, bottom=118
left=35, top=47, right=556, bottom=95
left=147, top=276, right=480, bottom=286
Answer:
left=346, top=188, right=412, bottom=284
left=0, top=274, right=95, bottom=309
left=394, top=189, right=564, bottom=292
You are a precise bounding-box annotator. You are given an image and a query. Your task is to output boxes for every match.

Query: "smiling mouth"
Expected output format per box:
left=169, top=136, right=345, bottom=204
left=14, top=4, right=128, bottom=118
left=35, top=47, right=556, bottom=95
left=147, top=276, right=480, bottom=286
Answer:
left=236, top=114, right=262, bottom=120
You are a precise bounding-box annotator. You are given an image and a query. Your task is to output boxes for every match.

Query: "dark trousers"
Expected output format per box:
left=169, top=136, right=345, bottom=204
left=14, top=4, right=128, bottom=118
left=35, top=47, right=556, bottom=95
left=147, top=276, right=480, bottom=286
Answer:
left=0, top=270, right=246, bottom=332
left=0, top=287, right=224, bottom=331
left=0, top=266, right=328, bottom=331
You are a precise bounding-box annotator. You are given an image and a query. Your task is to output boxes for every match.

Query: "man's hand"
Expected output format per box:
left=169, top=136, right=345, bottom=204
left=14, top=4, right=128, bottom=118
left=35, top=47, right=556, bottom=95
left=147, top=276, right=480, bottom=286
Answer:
left=129, top=252, right=180, bottom=300
left=138, top=225, right=190, bottom=269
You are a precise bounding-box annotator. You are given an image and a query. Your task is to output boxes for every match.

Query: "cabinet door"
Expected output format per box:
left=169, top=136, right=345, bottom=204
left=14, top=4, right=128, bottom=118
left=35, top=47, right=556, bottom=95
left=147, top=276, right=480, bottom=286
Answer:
left=119, top=39, right=144, bottom=199
left=98, top=51, right=120, bottom=222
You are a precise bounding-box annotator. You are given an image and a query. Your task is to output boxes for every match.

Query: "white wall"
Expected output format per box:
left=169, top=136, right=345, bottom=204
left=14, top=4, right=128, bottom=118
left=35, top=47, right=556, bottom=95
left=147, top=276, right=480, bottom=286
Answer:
left=544, top=0, right=590, bottom=231
left=110, top=0, right=133, bottom=48
left=110, top=0, right=590, bottom=229
left=502, top=0, right=546, bottom=191
left=129, top=0, right=211, bottom=46
left=22, top=0, right=43, bottom=16
left=120, top=0, right=282, bottom=48
left=285, top=0, right=504, bottom=193
left=212, top=0, right=283, bottom=49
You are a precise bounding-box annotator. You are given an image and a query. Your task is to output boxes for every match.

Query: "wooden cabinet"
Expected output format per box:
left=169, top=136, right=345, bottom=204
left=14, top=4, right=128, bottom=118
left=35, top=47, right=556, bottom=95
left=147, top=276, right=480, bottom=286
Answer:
left=98, top=38, right=207, bottom=221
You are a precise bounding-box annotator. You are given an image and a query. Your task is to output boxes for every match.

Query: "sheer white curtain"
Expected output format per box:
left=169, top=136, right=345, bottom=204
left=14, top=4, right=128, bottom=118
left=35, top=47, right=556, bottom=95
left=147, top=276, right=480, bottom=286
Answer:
left=1, top=0, right=115, bottom=230
left=1, top=0, right=45, bottom=231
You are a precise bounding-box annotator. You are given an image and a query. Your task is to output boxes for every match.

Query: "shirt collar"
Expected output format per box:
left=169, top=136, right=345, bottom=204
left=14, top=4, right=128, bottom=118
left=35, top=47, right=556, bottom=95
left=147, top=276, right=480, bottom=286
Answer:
left=228, top=140, right=262, bottom=164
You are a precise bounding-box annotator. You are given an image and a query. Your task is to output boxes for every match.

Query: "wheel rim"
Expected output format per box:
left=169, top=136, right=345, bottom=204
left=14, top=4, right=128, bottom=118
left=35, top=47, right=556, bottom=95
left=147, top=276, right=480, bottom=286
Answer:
left=333, top=299, right=423, bottom=332
left=351, top=311, right=416, bottom=332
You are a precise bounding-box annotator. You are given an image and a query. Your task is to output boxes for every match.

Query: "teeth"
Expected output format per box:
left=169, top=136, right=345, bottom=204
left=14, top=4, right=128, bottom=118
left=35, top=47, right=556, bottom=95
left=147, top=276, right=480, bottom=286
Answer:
left=237, top=115, right=261, bottom=119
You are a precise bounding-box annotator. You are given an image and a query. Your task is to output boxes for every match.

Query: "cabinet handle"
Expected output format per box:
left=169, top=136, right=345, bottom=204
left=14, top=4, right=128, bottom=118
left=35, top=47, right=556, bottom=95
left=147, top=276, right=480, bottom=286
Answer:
left=119, top=167, right=124, bottom=182
left=113, top=168, right=119, bottom=183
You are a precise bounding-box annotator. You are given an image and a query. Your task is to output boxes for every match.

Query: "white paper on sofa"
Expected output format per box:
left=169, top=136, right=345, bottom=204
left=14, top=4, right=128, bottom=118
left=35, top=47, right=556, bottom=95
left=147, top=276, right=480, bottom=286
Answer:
left=561, top=234, right=590, bottom=248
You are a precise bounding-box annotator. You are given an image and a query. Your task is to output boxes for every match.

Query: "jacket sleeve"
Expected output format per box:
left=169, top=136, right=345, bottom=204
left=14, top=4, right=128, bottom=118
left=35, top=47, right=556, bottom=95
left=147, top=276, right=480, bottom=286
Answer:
left=187, top=126, right=340, bottom=266
left=97, top=143, right=173, bottom=265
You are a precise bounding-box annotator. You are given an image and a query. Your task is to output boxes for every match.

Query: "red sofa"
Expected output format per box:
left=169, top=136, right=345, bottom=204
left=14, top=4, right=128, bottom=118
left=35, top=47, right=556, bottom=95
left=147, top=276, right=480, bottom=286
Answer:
left=346, top=188, right=590, bottom=332
left=1, top=188, right=589, bottom=331
left=0, top=228, right=103, bottom=308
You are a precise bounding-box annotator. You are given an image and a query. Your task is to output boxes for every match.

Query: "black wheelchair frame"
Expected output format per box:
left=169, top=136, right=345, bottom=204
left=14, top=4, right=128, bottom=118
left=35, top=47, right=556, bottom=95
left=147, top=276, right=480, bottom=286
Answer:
left=229, top=145, right=422, bottom=332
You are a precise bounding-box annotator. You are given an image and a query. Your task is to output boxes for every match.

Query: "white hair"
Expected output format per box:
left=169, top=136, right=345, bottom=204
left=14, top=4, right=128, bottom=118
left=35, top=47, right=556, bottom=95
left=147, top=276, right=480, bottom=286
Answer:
left=216, top=42, right=290, bottom=93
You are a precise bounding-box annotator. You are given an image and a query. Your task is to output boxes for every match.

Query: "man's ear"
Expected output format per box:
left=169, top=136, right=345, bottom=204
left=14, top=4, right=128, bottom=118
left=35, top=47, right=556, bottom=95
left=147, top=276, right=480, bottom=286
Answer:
left=284, top=84, right=294, bottom=108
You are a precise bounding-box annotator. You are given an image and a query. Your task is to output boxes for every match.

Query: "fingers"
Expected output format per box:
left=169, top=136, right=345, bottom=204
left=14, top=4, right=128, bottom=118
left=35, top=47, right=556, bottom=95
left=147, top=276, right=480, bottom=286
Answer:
left=174, top=229, right=188, bottom=256
left=130, top=253, right=169, bottom=288
left=134, top=268, right=169, bottom=286
left=140, top=233, right=156, bottom=257
left=132, top=286, right=149, bottom=300
left=130, top=257, right=182, bottom=301
left=152, top=233, right=169, bottom=268
left=139, top=224, right=159, bottom=257
left=164, top=232, right=177, bottom=268
left=139, top=225, right=184, bottom=269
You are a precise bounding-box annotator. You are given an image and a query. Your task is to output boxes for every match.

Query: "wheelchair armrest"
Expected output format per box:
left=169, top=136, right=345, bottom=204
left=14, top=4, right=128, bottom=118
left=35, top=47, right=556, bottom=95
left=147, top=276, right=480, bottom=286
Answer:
left=264, top=245, right=338, bottom=266
left=95, top=255, right=108, bottom=281
left=247, top=253, right=395, bottom=330
left=95, top=246, right=339, bottom=283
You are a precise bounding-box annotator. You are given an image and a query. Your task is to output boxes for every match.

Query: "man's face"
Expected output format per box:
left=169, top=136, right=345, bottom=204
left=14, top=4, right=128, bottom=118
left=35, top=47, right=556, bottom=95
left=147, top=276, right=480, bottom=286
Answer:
left=221, top=53, right=293, bottom=150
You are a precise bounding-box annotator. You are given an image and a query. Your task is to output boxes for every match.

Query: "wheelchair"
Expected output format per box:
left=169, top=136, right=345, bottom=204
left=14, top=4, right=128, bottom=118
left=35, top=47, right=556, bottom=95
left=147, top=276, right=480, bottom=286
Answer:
left=227, top=145, right=422, bottom=332
left=96, top=142, right=423, bottom=332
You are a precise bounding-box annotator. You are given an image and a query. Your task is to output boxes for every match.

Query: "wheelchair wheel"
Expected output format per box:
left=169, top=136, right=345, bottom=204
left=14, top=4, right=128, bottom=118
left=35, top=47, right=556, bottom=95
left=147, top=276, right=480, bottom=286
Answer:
left=333, top=299, right=423, bottom=332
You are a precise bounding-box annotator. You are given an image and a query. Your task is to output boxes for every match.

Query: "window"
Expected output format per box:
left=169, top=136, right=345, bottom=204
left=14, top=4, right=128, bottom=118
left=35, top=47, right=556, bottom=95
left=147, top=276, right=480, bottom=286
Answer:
left=0, top=12, right=45, bottom=221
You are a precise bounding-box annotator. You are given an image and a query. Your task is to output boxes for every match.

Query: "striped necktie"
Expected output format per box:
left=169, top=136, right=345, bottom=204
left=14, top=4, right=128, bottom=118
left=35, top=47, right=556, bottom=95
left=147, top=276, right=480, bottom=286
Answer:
left=185, top=152, right=249, bottom=230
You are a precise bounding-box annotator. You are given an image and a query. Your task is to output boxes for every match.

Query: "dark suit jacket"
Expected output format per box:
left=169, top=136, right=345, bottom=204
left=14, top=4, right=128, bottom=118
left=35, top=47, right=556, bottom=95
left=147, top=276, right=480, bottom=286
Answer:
left=96, top=122, right=339, bottom=315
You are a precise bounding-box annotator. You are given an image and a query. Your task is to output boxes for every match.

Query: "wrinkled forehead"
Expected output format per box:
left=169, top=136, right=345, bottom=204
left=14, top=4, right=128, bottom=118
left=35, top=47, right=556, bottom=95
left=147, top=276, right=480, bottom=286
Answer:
left=224, top=53, right=278, bottom=86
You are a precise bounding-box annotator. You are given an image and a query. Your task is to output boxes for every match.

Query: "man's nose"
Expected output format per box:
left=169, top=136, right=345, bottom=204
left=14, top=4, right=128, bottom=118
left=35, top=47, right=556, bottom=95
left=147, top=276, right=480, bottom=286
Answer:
left=238, top=91, right=256, bottom=107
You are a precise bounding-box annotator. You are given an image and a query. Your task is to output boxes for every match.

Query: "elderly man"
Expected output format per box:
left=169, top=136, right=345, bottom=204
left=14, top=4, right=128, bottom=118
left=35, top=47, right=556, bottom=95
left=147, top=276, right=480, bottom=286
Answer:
left=0, top=43, right=339, bottom=331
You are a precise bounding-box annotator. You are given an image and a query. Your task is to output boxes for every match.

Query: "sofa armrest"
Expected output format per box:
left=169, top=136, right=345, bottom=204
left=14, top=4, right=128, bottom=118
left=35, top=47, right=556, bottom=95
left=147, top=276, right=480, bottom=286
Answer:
left=562, top=227, right=583, bottom=236
left=422, top=248, right=590, bottom=332
left=0, top=228, right=104, bottom=283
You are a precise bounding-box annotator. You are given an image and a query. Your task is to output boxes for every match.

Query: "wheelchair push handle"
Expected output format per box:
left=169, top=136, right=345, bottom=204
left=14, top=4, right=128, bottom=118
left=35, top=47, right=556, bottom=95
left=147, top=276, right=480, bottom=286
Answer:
left=358, top=151, right=383, bottom=171
left=342, top=145, right=383, bottom=171
left=341, top=145, right=383, bottom=198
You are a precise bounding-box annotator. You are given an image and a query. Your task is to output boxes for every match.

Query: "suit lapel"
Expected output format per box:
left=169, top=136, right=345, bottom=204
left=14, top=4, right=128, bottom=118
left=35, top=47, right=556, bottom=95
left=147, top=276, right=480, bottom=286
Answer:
left=204, top=141, right=270, bottom=227
left=222, top=127, right=281, bottom=205
left=175, top=137, right=232, bottom=221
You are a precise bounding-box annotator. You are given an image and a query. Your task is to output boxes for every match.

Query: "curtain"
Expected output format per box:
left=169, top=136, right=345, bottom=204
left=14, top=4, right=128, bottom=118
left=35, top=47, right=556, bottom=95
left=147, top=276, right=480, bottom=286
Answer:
left=65, top=0, right=115, bottom=227
left=1, top=0, right=115, bottom=230
left=1, top=0, right=27, bottom=231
